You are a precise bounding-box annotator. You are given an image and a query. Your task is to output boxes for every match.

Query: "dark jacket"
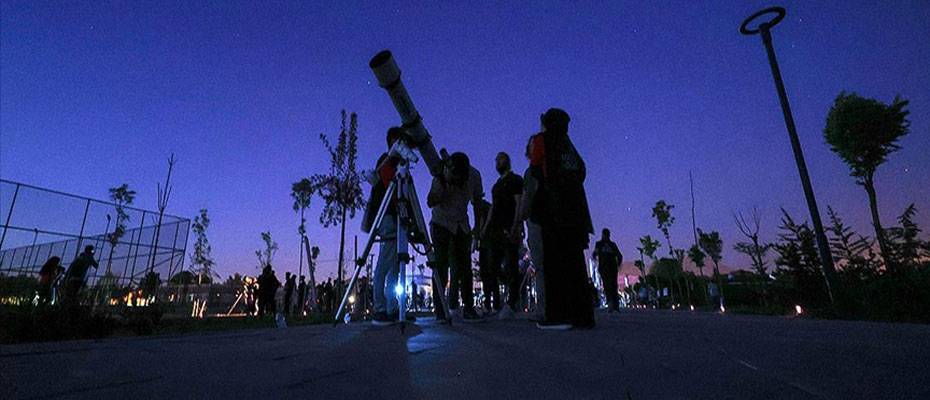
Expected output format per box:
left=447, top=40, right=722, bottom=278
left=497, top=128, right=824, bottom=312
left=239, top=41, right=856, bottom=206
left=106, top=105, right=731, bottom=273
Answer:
left=532, top=130, right=594, bottom=248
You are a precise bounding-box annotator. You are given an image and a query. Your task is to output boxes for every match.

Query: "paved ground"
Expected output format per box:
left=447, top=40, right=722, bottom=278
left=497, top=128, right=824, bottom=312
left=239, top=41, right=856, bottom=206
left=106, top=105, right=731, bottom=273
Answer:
left=3, top=310, right=929, bottom=399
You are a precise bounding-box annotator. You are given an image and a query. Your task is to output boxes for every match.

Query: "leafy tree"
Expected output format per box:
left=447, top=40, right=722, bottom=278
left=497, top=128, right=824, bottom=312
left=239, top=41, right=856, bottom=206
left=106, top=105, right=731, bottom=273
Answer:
left=140, top=271, right=162, bottom=299
left=886, top=204, right=928, bottom=269
left=308, top=110, right=366, bottom=300
left=688, top=244, right=706, bottom=278
left=224, top=273, right=244, bottom=287
left=169, top=271, right=196, bottom=285
left=824, top=92, right=911, bottom=265
left=189, top=209, right=216, bottom=285
left=652, top=200, right=676, bottom=256
left=652, top=257, right=684, bottom=283
left=106, top=184, right=136, bottom=272
left=99, top=184, right=135, bottom=303
left=826, top=206, right=876, bottom=281
left=291, top=178, right=314, bottom=282
left=698, top=229, right=725, bottom=308
left=255, top=231, right=278, bottom=269
left=638, top=235, right=661, bottom=298
left=773, top=209, right=828, bottom=305
left=733, top=207, right=773, bottom=276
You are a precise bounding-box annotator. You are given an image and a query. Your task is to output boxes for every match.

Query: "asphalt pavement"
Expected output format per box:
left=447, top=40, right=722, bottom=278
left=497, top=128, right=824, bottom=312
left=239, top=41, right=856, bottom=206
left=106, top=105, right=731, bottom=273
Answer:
left=3, top=309, right=929, bottom=399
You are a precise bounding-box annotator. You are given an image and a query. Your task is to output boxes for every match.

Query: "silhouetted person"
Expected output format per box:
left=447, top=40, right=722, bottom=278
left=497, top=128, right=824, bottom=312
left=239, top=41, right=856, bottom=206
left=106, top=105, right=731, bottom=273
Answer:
left=36, top=256, right=63, bottom=305
left=476, top=198, right=501, bottom=312
left=366, top=127, right=404, bottom=326
left=283, top=272, right=296, bottom=316
left=428, top=151, right=484, bottom=323
left=257, top=265, right=281, bottom=317
left=63, top=246, right=99, bottom=305
left=516, top=136, right=546, bottom=321
left=485, top=151, right=524, bottom=319
left=245, top=277, right=258, bottom=316
left=594, top=228, right=623, bottom=312
left=530, top=108, right=595, bottom=330
left=296, top=275, right=307, bottom=316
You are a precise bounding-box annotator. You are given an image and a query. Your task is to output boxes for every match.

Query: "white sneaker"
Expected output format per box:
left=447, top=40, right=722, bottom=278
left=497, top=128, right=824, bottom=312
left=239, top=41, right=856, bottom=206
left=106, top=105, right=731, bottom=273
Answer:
left=498, top=307, right=515, bottom=320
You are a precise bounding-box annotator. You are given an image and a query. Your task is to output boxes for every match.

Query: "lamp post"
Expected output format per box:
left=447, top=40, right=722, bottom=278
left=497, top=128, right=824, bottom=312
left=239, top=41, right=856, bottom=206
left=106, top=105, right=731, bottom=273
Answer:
left=741, top=7, right=836, bottom=304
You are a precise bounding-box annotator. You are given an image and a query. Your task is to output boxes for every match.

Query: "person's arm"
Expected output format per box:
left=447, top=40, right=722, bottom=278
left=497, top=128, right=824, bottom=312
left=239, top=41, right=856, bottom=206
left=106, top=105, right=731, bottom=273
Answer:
left=470, top=169, right=484, bottom=236
left=427, top=176, right=445, bottom=208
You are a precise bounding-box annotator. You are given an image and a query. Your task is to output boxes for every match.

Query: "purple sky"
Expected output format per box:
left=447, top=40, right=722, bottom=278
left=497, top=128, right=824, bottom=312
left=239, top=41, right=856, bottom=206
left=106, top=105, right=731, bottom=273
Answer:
left=2, top=1, right=928, bottom=280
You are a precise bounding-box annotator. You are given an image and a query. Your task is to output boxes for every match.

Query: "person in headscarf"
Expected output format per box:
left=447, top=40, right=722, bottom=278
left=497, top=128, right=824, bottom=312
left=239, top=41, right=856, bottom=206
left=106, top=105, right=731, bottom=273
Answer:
left=528, top=108, right=595, bottom=330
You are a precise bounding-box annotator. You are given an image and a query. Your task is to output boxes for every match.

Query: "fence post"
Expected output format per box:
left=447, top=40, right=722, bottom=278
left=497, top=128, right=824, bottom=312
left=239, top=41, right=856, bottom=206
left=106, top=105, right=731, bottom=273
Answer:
left=0, top=183, right=21, bottom=261
left=74, top=199, right=91, bottom=261
left=127, top=210, right=146, bottom=287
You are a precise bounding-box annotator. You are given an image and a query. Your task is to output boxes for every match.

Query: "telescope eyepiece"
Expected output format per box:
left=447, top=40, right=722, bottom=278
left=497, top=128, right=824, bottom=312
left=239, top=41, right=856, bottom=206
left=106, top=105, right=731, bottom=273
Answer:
left=369, top=50, right=393, bottom=69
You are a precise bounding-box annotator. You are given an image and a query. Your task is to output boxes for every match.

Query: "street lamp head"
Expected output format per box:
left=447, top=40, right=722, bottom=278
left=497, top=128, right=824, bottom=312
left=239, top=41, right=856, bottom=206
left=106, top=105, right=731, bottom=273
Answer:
left=740, top=6, right=786, bottom=36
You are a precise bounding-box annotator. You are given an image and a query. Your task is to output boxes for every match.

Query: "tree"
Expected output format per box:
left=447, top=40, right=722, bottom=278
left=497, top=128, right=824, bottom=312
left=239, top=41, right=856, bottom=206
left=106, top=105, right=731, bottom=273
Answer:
left=886, top=204, right=928, bottom=269
left=733, top=207, right=773, bottom=276
left=773, top=209, right=829, bottom=306
left=652, top=200, right=676, bottom=256
left=826, top=207, right=876, bottom=281
left=189, top=209, right=216, bottom=285
left=106, top=184, right=136, bottom=273
left=308, top=110, right=366, bottom=301
left=255, top=231, right=278, bottom=269
left=638, top=235, right=661, bottom=301
left=224, top=273, right=244, bottom=287
left=291, top=178, right=314, bottom=284
left=102, top=183, right=135, bottom=303
left=698, top=229, right=725, bottom=308
left=149, top=154, right=177, bottom=278
left=824, top=92, right=911, bottom=265
left=688, top=244, right=706, bottom=278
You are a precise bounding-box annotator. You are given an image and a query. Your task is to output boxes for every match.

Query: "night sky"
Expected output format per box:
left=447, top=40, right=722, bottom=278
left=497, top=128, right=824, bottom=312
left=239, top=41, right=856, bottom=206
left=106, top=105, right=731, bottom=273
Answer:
left=2, top=1, right=928, bottom=280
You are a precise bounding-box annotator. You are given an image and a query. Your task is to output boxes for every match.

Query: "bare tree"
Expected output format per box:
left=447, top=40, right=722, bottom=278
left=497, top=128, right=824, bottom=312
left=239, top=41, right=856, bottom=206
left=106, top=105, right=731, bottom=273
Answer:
left=733, top=207, right=773, bottom=276
left=255, top=231, right=278, bottom=269
left=148, top=154, right=177, bottom=278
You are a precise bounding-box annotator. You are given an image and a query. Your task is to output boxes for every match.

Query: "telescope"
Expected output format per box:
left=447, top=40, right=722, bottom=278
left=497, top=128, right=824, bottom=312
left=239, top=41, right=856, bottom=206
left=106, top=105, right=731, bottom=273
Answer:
left=369, top=50, right=443, bottom=177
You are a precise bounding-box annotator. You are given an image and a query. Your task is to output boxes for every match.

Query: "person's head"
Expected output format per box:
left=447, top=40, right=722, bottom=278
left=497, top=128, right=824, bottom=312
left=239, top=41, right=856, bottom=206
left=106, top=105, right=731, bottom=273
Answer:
left=285, top=272, right=291, bottom=278
left=299, top=275, right=305, bottom=282
left=525, top=136, right=536, bottom=160
left=446, top=152, right=471, bottom=186
left=42, top=256, right=61, bottom=269
left=83, top=245, right=95, bottom=256
left=386, top=127, right=406, bottom=149
left=602, top=228, right=611, bottom=239
left=540, top=108, right=570, bottom=134
left=495, top=152, right=511, bottom=175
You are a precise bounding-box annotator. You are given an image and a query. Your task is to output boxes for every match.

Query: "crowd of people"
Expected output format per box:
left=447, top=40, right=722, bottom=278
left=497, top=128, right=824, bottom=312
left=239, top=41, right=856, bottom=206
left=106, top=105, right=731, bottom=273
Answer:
left=367, top=108, right=624, bottom=330
left=29, top=109, right=625, bottom=331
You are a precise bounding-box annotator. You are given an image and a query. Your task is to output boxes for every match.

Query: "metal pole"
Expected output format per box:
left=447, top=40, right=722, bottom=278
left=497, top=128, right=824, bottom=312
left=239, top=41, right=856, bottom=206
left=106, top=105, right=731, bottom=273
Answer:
left=0, top=183, right=21, bottom=255
left=74, top=199, right=91, bottom=261
left=128, top=211, right=147, bottom=287
left=742, top=7, right=836, bottom=304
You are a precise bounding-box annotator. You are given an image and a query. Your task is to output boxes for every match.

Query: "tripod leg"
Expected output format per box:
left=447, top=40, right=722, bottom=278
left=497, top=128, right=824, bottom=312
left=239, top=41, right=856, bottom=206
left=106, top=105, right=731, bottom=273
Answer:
left=332, top=183, right=396, bottom=326
left=333, top=261, right=365, bottom=326
left=397, top=212, right=408, bottom=332
left=405, top=179, right=451, bottom=323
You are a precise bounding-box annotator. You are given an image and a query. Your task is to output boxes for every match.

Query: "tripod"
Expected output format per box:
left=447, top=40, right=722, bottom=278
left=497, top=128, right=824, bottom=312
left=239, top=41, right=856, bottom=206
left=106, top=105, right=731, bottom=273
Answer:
left=333, top=154, right=451, bottom=331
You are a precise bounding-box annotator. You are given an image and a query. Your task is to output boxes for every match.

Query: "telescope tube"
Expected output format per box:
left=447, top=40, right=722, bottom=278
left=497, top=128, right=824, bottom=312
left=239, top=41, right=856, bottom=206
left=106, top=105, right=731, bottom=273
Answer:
left=369, top=50, right=443, bottom=177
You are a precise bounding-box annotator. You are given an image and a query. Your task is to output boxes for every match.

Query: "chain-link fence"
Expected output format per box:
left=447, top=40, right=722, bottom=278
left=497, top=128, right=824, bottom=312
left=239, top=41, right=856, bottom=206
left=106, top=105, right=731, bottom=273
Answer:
left=0, top=179, right=189, bottom=291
